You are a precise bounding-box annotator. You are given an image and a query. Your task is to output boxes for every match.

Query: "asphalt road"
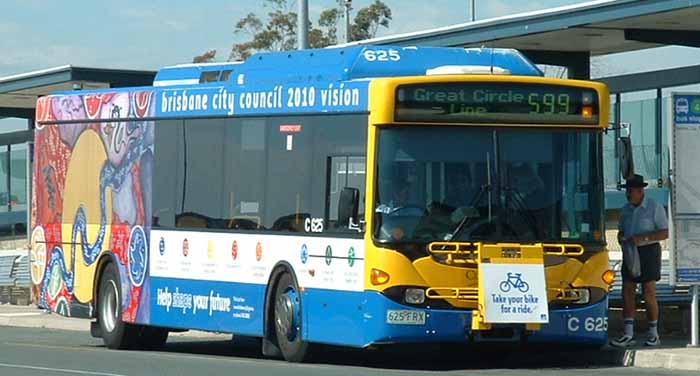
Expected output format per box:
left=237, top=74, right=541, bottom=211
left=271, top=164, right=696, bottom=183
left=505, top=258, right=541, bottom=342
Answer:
left=0, top=326, right=693, bottom=376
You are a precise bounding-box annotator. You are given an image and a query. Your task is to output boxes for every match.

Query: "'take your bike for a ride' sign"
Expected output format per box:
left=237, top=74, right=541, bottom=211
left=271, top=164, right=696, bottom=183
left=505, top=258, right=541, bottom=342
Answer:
left=481, top=263, right=549, bottom=323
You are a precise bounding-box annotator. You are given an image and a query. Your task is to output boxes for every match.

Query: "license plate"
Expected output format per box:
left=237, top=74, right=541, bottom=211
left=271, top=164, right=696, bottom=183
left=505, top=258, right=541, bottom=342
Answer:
left=386, top=310, right=426, bottom=325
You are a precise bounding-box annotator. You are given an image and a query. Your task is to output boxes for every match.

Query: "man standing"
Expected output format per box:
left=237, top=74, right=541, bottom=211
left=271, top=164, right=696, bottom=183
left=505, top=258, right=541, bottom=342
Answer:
left=611, top=174, right=669, bottom=347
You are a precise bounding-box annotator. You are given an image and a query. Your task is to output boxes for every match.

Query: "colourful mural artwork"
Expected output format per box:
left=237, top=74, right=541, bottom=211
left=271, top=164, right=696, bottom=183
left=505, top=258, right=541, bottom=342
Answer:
left=31, top=91, right=155, bottom=324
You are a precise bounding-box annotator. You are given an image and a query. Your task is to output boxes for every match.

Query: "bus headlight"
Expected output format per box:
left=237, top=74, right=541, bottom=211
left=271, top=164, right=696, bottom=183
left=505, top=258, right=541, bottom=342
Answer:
left=404, top=288, right=425, bottom=304
left=574, top=288, right=590, bottom=304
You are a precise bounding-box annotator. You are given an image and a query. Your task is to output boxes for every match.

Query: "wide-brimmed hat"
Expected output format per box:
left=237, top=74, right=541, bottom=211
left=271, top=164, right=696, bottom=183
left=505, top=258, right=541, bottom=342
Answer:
left=621, top=174, right=648, bottom=188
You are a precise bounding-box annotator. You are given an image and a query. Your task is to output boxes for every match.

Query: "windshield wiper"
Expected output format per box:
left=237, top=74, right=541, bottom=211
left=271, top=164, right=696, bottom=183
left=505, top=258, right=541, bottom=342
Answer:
left=447, top=152, right=494, bottom=242
left=503, top=185, right=543, bottom=239
left=444, top=184, right=489, bottom=241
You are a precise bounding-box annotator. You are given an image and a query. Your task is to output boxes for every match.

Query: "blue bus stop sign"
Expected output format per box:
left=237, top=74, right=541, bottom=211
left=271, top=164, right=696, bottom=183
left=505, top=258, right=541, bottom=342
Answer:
left=674, top=94, right=700, bottom=126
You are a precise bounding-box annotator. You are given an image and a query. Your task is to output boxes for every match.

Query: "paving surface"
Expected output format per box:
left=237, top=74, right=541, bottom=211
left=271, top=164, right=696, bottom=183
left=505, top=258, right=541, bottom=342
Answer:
left=0, top=303, right=699, bottom=374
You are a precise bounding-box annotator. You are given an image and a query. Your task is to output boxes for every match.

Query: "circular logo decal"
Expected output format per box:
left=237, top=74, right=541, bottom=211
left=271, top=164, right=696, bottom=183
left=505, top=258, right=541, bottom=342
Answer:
left=256, top=242, right=263, bottom=262
left=182, top=238, right=189, bottom=257
left=348, top=247, right=355, bottom=267
left=325, top=245, right=333, bottom=266
left=30, top=226, right=47, bottom=285
left=232, top=240, right=238, bottom=260
left=127, top=226, right=147, bottom=287
left=301, top=244, right=309, bottom=264
left=47, top=261, right=64, bottom=300
left=207, top=239, right=215, bottom=260
left=159, top=237, right=165, bottom=256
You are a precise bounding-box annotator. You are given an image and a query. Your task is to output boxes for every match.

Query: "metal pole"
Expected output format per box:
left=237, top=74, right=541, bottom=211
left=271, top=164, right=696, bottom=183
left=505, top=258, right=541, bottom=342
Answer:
left=298, top=0, right=309, bottom=50
left=470, top=0, right=475, bottom=22
left=614, top=93, right=622, bottom=188
left=655, top=88, right=663, bottom=187
left=344, top=1, right=352, bottom=43
left=692, top=285, right=699, bottom=347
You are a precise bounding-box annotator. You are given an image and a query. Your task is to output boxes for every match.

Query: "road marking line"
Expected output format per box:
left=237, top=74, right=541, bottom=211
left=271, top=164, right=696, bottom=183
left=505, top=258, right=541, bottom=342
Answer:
left=0, top=362, right=126, bottom=376
left=2, top=341, right=371, bottom=372
left=3, top=341, right=291, bottom=367
left=0, top=312, right=45, bottom=317
left=4, top=342, right=105, bottom=352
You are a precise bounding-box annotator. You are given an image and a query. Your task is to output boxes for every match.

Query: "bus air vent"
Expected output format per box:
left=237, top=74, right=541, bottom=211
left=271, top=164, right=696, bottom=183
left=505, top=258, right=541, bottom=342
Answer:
left=542, top=244, right=584, bottom=256
left=426, top=65, right=511, bottom=76
left=427, top=242, right=479, bottom=266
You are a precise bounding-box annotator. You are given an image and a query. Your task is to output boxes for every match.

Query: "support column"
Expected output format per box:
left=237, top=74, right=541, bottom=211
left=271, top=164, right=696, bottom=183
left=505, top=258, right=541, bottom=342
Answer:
left=656, top=88, right=663, bottom=187
left=297, top=0, right=309, bottom=50
left=567, top=53, right=591, bottom=80
left=614, top=93, right=622, bottom=188
left=691, top=285, right=699, bottom=347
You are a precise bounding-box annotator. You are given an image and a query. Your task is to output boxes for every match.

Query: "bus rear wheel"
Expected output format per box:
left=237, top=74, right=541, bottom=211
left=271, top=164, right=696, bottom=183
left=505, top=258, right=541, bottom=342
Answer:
left=97, top=262, right=136, bottom=349
left=273, top=272, right=312, bottom=362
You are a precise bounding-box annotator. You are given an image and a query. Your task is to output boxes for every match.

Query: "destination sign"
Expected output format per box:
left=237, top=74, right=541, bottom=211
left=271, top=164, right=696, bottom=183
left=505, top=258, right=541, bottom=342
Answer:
left=395, top=82, right=599, bottom=125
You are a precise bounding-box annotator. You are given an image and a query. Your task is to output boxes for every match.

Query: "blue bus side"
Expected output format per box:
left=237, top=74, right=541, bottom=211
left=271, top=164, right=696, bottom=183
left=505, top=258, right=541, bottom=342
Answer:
left=147, top=274, right=607, bottom=347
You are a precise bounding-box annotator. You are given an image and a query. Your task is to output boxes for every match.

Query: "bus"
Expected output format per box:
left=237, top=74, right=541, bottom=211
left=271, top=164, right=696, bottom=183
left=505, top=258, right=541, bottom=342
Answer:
left=29, top=45, right=615, bottom=362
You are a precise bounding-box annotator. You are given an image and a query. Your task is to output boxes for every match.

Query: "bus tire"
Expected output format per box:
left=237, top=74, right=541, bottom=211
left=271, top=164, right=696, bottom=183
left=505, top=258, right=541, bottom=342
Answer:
left=97, top=262, right=136, bottom=349
left=273, top=272, right=312, bottom=362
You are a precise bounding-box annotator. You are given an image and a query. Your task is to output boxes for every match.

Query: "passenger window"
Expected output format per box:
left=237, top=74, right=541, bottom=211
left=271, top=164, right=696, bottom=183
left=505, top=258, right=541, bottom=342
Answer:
left=220, top=70, right=232, bottom=81
left=327, top=155, right=366, bottom=232
left=199, top=71, right=220, bottom=83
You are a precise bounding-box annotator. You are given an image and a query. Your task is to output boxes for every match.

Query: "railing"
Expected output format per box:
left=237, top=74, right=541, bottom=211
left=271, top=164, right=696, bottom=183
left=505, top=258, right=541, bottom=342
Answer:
left=425, top=287, right=478, bottom=301
left=427, top=242, right=584, bottom=267
left=0, top=254, right=30, bottom=288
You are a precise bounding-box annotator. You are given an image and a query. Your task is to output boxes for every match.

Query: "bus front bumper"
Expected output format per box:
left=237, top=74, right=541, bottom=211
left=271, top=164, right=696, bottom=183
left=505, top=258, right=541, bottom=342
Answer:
left=362, top=291, right=608, bottom=346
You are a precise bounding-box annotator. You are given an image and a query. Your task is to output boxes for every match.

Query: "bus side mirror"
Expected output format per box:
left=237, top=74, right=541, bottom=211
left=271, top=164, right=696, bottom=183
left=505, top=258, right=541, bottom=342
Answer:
left=338, top=187, right=360, bottom=229
left=618, top=122, right=635, bottom=181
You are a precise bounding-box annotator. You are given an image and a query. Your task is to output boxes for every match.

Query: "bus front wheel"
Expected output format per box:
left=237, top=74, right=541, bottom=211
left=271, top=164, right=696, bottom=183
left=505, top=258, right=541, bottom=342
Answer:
left=273, top=272, right=312, bottom=362
left=97, top=262, right=136, bottom=349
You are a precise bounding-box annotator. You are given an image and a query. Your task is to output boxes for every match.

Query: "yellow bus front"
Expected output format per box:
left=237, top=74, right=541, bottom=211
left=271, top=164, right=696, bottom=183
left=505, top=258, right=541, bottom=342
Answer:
left=360, top=75, right=614, bottom=345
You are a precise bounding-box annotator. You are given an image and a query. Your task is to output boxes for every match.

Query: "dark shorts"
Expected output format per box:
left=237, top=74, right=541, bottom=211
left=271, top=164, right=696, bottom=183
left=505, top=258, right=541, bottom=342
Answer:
left=622, top=242, right=662, bottom=283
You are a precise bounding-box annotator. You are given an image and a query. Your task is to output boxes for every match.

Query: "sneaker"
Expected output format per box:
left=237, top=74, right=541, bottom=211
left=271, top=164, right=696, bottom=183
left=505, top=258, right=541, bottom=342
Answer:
left=610, top=334, right=636, bottom=348
left=644, top=336, right=660, bottom=347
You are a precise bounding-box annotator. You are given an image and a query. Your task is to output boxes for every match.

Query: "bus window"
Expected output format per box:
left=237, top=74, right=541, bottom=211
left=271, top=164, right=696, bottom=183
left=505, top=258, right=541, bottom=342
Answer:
left=152, top=114, right=368, bottom=234
left=199, top=71, right=220, bottom=83
left=265, top=118, right=313, bottom=232
left=220, top=70, right=232, bottom=81
left=327, top=155, right=366, bottom=231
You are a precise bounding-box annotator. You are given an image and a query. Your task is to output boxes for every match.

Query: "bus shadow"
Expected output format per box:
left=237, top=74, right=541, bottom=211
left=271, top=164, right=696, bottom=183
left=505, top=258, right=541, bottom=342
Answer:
left=314, top=344, right=628, bottom=371
left=157, top=338, right=628, bottom=371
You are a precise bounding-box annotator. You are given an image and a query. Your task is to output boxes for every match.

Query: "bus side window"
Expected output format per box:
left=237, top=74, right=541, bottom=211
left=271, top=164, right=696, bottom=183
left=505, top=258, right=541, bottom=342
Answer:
left=199, top=71, right=220, bottom=83
left=327, top=155, right=366, bottom=231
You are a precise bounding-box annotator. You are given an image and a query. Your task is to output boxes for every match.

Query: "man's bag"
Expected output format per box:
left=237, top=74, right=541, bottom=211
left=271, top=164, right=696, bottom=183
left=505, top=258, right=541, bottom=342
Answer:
left=622, top=239, right=641, bottom=279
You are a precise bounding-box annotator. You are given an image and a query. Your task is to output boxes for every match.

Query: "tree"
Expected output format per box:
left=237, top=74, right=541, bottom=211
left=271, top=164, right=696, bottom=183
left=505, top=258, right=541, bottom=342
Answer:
left=350, top=1, right=392, bottom=41
left=227, top=1, right=298, bottom=61
left=191, top=0, right=392, bottom=62
left=192, top=49, right=217, bottom=63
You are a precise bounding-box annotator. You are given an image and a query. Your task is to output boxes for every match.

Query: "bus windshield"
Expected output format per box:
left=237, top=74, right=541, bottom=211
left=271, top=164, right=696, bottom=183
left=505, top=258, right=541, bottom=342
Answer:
left=373, top=126, right=604, bottom=248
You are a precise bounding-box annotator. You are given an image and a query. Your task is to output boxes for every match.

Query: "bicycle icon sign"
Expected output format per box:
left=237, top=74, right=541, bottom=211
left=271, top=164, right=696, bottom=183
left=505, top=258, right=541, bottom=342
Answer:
left=499, top=272, right=530, bottom=293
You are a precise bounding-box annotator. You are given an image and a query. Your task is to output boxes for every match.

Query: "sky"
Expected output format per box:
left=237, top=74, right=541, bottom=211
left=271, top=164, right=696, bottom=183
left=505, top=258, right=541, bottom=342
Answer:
left=2, top=1, right=700, bottom=81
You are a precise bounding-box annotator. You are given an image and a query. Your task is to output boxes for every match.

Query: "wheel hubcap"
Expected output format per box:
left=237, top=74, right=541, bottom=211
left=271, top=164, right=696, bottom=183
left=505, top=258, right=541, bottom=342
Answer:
left=100, top=280, right=119, bottom=333
left=275, top=287, right=300, bottom=341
